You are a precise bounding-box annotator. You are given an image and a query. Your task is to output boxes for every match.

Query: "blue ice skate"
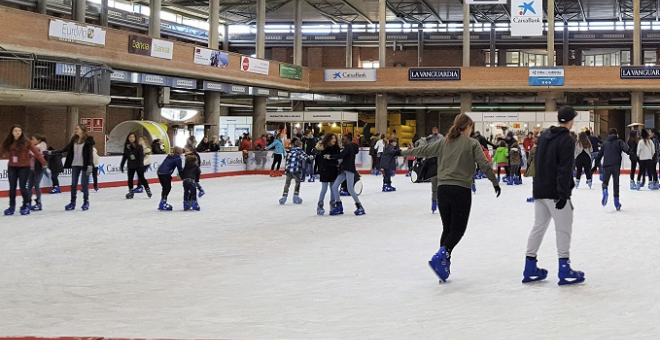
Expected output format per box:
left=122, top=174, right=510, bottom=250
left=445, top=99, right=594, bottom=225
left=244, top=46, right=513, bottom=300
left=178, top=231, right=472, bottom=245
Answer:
left=340, top=189, right=350, bottom=196
left=49, top=186, right=61, bottom=194
left=133, top=187, right=144, bottom=194
left=19, top=205, right=30, bottom=216
left=630, top=180, right=637, bottom=190
left=431, top=201, right=437, bottom=213
left=191, top=201, right=201, bottom=211
left=4, top=206, right=15, bottom=216
left=575, top=180, right=580, bottom=189
left=514, top=176, right=522, bottom=185
left=293, top=195, right=303, bottom=204
left=330, top=201, right=344, bottom=215
left=586, top=179, right=592, bottom=189
left=317, top=201, right=325, bottom=215
left=601, top=189, right=608, bottom=206
left=558, top=259, right=585, bottom=286
left=81, top=201, right=89, bottom=211
left=599, top=173, right=603, bottom=181
left=614, top=197, right=621, bottom=211
left=308, top=176, right=315, bottom=182
left=354, top=203, right=365, bottom=216
left=158, top=199, right=173, bottom=211
left=65, top=201, right=76, bottom=211
left=31, top=201, right=42, bottom=211
left=636, top=181, right=644, bottom=191
left=382, top=184, right=396, bottom=192
left=428, top=246, right=450, bottom=283
left=472, top=183, right=477, bottom=193
left=183, top=201, right=191, bottom=211
left=279, top=195, right=287, bottom=205
left=197, top=185, right=205, bottom=197
left=522, top=258, right=548, bottom=283
left=526, top=197, right=535, bottom=203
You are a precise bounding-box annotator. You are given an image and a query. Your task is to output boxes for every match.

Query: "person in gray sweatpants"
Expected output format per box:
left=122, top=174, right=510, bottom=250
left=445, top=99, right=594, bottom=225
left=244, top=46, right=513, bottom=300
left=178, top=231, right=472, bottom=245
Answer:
left=523, top=106, right=585, bottom=286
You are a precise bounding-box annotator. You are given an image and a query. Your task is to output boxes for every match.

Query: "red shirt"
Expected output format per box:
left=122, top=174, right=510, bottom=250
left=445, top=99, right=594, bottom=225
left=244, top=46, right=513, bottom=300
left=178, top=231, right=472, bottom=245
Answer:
left=239, top=139, right=253, bottom=151
left=253, top=138, right=266, bottom=150
left=523, top=138, right=535, bottom=152
left=2, top=140, right=47, bottom=168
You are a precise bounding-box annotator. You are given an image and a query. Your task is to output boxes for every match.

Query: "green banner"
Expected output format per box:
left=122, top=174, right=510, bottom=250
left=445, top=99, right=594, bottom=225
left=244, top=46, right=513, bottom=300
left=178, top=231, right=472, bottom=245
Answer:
left=279, top=64, right=303, bottom=80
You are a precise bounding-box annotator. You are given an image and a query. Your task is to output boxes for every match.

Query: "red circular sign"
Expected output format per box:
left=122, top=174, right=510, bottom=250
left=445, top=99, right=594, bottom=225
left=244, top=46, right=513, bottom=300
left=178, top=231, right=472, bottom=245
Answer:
left=242, top=58, right=250, bottom=71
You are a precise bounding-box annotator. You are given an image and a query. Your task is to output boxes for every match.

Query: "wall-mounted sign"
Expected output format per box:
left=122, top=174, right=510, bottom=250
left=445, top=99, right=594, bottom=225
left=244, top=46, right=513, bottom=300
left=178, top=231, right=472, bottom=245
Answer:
left=81, top=118, right=104, bottom=132
left=170, top=77, right=196, bottom=89
left=201, top=81, right=225, bottom=92
left=408, top=68, right=461, bottom=81
left=279, top=64, right=303, bottom=80
left=620, top=66, right=660, bottom=79
left=324, top=69, right=377, bottom=82
left=228, top=84, right=249, bottom=95
left=250, top=87, right=273, bottom=97
left=529, top=67, right=565, bottom=86
left=240, top=56, right=270, bottom=75
left=55, top=63, right=93, bottom=77
left=194, top=47, right=228, bottom=68
left=49, top=19, right=106, bottom=47
left=128, top=35, right=173, bottom=60
left=511, top=0, right=543, bottom=37
left=110, top=70, right=130, bottom=82
left=140, top=74, right=168, bottom=85
left=266, top=112, right=304, bottom=122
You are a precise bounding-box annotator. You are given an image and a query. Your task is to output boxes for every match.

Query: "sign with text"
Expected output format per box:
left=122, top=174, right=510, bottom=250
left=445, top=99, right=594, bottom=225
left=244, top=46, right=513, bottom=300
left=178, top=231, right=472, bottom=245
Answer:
left=529, top=68, right=565, bottom=86
left=193, top=47, right=228, bottom=68
left=48, top=19, right=106, bottom=47
left=240, top=56, right=270, bottom=75
left=620, top=66, right=660, bottom=79
left=408, top=68, right=461, bottom=81
left=128, top=35, right=173, bottom=60
left=266, top=112, right=304, bottom=122
left=511, top=0, right=543, bottom=36
left=279, top=64, right=303, bottom=80
left=324, top=69, right=377, bottom=82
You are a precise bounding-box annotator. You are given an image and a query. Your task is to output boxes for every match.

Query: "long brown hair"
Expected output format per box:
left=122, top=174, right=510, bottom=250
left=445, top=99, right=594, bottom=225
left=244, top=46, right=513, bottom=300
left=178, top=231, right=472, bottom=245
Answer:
left=71, top=123, right=89, bottom=144
left=321, top=133, right=337, bottom=149
left=578, top=132, right=592, bottom=149
left=2, top=125, right=27, bottom=152
left=446, top=114, right=473, bottom=142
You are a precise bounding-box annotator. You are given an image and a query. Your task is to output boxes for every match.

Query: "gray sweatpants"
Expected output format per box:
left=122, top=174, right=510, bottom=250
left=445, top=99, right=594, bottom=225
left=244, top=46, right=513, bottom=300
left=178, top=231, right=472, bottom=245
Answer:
left=431, top=176, right=438, bottom=202
left=526, top=199, right=574, bottom=259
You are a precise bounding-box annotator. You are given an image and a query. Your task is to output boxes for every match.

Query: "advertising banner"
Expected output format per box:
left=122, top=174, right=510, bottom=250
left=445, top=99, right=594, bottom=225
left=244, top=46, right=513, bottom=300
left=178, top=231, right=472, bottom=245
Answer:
left=279, top=64, right=303, bottom=80
left=511, top=0, right=543, bottom=37
left=408, top=68, right=461, bottom=81
left=529, top=67, right=565, bottom=86
left=128, top=35, right=173, bottom=60
left=48, top=19, right=106, bottom=47
left=240, top=56, right=270, bottom=75
left=324, top=69, right=377, bottom=82
left=193, top=47, right=229, bottom=68
left=620, top=66, right=660, bottom=79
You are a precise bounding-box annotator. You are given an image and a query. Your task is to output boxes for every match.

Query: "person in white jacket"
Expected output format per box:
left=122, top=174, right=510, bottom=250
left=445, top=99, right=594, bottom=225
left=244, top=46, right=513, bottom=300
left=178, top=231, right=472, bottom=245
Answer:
left=636, top=129, right=657, bottom=190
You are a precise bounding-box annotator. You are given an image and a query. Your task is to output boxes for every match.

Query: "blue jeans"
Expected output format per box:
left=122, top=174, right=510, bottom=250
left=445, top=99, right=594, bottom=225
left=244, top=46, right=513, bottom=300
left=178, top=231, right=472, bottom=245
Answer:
left=319, top=181, right=336, bottom=203
left=331, top=171, right=361, bottom=204
left=7, top=166, right=30, bottom=207
left=27, top=170, right=44, bottom=203
left=303, top=157, right=314, bottom=177
left=71, top=166, right=89, bottom=202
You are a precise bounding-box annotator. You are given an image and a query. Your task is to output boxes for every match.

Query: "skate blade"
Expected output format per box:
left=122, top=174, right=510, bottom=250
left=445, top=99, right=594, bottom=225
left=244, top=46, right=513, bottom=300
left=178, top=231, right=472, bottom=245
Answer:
left=558, top=277, right=585, bottom=286
left=522, top=275, right=547, bottom=283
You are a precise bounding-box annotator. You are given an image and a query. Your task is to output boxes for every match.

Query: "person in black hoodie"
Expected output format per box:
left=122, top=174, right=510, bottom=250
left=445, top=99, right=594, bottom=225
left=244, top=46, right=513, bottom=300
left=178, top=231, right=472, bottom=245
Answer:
left=120, top=132, right=152, bottom=199
left=326, top=135, right=365, bottom=216
left=592, top=128, right=635, bottom=210
left=523, top=106, right=585, bottom=286
left=156, top=146, right=184, bottom=211
left=301, top=130, right=317, bottom=182
left=182, top=154, right=201, bottom=211
left=52, top=124, right=95, bottom=211
left=46, top=145, right=64, bottom=194
left=626, top=131, right=639, bottom=189
left=196, top=136, right=211, bottom=153
left=315, top=133, right=340, bottom=215
left=380, top=138, right=400, bottom=192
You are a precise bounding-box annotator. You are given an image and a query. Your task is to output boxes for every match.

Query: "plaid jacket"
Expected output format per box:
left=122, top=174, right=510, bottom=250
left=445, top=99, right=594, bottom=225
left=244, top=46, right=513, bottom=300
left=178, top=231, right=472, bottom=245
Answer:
left=285, top=147, right=309, bottom=175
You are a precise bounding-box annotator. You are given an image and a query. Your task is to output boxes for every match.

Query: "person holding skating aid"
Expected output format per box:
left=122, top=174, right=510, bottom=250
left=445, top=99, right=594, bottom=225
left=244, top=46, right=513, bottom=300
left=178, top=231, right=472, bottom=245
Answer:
left=279, top=140, right=309, bottom=205
left=326, top=134, right=365, bottom=216
left=26, top=134, right=48, bottom=211
left=523, top=106, right=584, bottom=286
left=592, top=128, right=635, bottom=210
left=508, top=141, right=522, bottom=185
left=380, top=138, right=400, bottom=192
left=156, top=147, right=184, bottom=211
left=181, top=154, right=201, bottom=211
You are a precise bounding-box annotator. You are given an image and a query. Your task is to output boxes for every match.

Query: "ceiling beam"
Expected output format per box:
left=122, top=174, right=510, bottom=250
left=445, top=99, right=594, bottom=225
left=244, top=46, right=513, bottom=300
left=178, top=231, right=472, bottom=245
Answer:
left=419, top=0, right=443, bottom=23
left=341, top=0, right=374, bottom=24
left=386, top=1, right=424, bottom=24
left=575, top=0, right=587, bottom=22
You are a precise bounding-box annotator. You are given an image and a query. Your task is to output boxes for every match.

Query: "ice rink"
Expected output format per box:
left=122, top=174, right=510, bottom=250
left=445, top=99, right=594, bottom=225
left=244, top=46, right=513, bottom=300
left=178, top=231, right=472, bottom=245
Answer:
left=1, top=173, right=659, bottom=339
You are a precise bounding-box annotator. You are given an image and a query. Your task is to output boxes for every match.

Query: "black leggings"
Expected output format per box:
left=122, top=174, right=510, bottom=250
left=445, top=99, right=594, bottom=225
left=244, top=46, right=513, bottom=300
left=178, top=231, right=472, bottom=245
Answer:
left=575, top=152, right=592, bottom=181
left=638, top=160, right=654, bottom=183
left=51, top=171, right=61, bottom=187
left=497, top=166, right=510, bottom=178
left=7, top=166, right=30, bottom=207
left=127, top=167, right=150, bottom=190
left=271, top=154, right=282, bottom=171
left=158, top=174, right=172, bottom=200
left=630, top=160, right=638, bottom=181
left=437, top=185, right=472, bottom=254
left=92, top=167, right=98, bottom=187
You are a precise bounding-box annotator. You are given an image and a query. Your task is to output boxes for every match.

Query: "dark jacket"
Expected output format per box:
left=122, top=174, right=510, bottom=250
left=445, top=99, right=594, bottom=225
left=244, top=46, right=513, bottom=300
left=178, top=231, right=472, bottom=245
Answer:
left=317, top=143, right=340, bottom=183
left=380, top=144, right=400, bottom=170
left=158, top=154, right=183, bottom=176
left=46, top=146, right=64, bottom=173
left=329, top=142, right=359, bottom=174
left=652, top=136, right=660, bottom=161
left=209, top=142, right=221, bottom=152
left=532, top=126, right=575, bottom=201
left=302, top=136, right=317, bottom=155
left=120, top=142, right=145, bottom=170
left=595, top=134, right=633, bottom=168
left=475, top=134, right=496, bottom=150
left=57, top=136, right=95, bottom=169
left=588, top=135, right=602, bottom=153
left=151, top=141, right=166, bottom=154
left=627, top=139, right=637, bottom=156
left=196, top=141, right=210, bottom=152
left=181, top=163, right=201, bottom=182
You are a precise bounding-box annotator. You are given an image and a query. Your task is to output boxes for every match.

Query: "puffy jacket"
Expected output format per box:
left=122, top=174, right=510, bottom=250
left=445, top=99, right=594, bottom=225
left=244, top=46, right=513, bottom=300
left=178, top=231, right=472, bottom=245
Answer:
left=532, top=126, right=575, bottom=201
left=239, top=139, right=252, bottom=151
left=509, top=143, right=521, bottom=166
left=142, top=145, right=152, bottom=165
left=266, top=138, right=286, bottom=155
left=594, top=134, right=633, bottom=168
left=637, top=139, right=655, bottom=161
left=494, top=147, right=509, bottom=164
left=46, top=146, right=64, bottom=173
left=158, top=154, right=183, bottom=176
left=380, top=144, right=400, bottom=170
left=524, top=145, right=537, bottom=178
left=316, top=142, right=339, bottom=183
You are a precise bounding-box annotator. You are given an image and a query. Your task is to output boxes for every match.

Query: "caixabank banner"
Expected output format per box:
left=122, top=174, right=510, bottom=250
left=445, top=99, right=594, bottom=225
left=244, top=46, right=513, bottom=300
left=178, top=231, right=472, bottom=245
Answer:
left=511, top=0, right=543, bottom=37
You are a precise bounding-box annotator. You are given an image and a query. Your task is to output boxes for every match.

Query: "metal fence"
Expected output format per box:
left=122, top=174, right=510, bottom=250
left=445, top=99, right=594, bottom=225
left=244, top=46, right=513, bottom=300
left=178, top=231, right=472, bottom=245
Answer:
left=0, top=50, right=112, bottom=96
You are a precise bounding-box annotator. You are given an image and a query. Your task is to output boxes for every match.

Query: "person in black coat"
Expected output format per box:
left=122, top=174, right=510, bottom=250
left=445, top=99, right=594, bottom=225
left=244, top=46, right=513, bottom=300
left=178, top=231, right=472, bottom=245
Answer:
left=315, top=133, right=340, bottom=215
left=326, top=135, right=365, bottom=215
left=592, top=129, right=635, bottom=206
left=151, top=139, right=166, bottom=154
left=52, top=124, right=95, bottom=210
left=196, top=136, right=211, bottom=153
left=120, top=132, right=151, bottom=199
left=380, top=139, right=400, bottom=191
left=46, top=145, right=64, bottom=194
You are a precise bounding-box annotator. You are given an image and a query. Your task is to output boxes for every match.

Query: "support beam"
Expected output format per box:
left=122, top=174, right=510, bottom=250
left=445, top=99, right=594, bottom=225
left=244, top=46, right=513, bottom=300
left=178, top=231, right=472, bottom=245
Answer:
left=419, top=0, right=443, bottom=23
left=204, top=92, right=221, bottom=139
left=66, top=106, right=79, bottom=141
left=540, top=92, right=563, bottom=112
left=548, top=0, right=555, bottom=66
left=73, top=0, right=85, bottom=22
left=253, top=97, right=267, bottom=141
left=149, top=0, right=161, bottom=38
left=460, top=93, right=472, bottom=114
left=37, top=0, right=47, bottom=14
left=346, top=24, right=353, bottom=67
left=100, top=0, right=108, bottom=26
left=294, top=0, right=303, bottom=66
left=463, top=2, right=470, bottom=67
left=341, top=0, right=373, bottom=24
left=208, top=0, right=220, bottom=49
left=376, top=94, right=388, bottom=137
left=489, top=25, right=496, bottom=67
left=143, top=85, right=161, bottom=123
left=417, top=23, right=424, bottom=67
left=633, top=0, right=641, bottom=66
left=563, top=24, right=569, bottom=65
left=379, top=0, right=387, bottom=67
left=415, top=109, right=426, bottom=137
left=631, top=91, right=644, bottom=125
left=256, top=0, right=266, bottom=58
left=222, top=24, right=230, bottom=51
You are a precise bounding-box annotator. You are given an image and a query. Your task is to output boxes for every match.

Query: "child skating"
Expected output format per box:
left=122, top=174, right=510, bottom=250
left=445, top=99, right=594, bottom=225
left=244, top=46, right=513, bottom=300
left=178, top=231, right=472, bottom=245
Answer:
left=156, top=147, right=184, bottom=211
left=279, top=140, right=308, bottom=205
left=181, top=155, right=201, bottom=211
left=380, top=139, right=400, bottom=192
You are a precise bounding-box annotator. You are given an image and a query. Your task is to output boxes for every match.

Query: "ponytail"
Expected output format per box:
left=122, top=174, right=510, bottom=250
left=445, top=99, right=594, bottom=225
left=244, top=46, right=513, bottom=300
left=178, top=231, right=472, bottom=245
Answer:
left=446, top=114, right=474, bottom=143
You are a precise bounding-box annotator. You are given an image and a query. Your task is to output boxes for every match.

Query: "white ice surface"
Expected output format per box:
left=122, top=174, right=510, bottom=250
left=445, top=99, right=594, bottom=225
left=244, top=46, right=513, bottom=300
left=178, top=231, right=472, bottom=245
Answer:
left=1, top=174, right=659, bottom=340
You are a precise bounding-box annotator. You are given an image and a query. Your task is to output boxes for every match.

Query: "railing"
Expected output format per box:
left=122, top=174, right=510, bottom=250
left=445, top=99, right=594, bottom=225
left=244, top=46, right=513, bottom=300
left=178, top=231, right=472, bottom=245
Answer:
left=0, top=50, right=112, bottom=96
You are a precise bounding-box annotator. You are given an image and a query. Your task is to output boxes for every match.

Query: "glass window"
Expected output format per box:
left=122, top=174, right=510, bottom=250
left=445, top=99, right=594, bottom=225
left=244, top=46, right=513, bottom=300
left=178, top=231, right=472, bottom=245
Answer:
left=485, top=51, right=498, bottom=66
left=621, top=50, right=631, bottom=65
left=644, top=50, right=657, bottom=66
left=161, top=108, right=199, bottom=122
left=362, top=61, right=379, bottom=69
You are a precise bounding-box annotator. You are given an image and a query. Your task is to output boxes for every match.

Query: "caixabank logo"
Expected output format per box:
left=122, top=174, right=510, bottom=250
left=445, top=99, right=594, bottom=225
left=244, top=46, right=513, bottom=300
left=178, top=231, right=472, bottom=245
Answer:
left=97, top=164, right=122, bottom=175
left=219, top=157, right=243, bottom=167
left=0, top=168, right=7, bottom=181
left=200, top=159, right=213, bottom=169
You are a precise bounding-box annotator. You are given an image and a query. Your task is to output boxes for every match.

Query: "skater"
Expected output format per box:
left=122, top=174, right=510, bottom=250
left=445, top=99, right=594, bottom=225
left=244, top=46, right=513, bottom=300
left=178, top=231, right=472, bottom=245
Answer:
left=182, top=154, right=201, bottom=211
left=27, top=134, right=48, bottom=211
left=120, top=132, right=152, bottom=199
left=574, top=132, right=593, bottom=189
left=326, top=134, right=365, bottom=216
left=627, top=131, right=639, bottom=189
left=400, top=114, right=500, bottom=282
left=523, top=132, right=535, bottom=161
left=405, top=144, right=415, bottom=177
left=315, top=133, right=340, bottom=215
left=265, top=133, right=285, bottom=177
left=649, top=129, right=660, bottom=189
left=494, top=141, right=510, bottom=182
left=133, top=136, right=152, bottom=193
left=524, top=137, right=538, bottom=202
left=279, top=140, right=308, bottom=205
left=46, top=145, right=63, bottom=194
left=592, top=129, right=635, bottom=210
left=156, top=146, right=184, bottom=211
left=52, top=124, right=95, bottom=211
left=508, top=142, right=522, bottom=185
left=151, top=138, right=166, bottom=154
left=636, top=129, right=656, bottom=190
left=369, top=133, right=379, bottom=174
left=524, top=106, right=584, bottom=286
left=585, top=130, right=602, bottom=178
left=301, top=130, right=317, bottom=181
left=373, top=134, right=385, bottom=175
left=1, top=125, right=47, bottom=215
left=380, top=138, right=400, bottom=192
left=426, top=127, right=444, bottom=213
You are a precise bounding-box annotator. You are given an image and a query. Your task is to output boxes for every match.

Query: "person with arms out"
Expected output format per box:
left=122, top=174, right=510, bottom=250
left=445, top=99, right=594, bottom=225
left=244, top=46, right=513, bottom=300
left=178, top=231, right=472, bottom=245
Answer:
left=51, top=124, right=95, bottom=211
left=593, top=129, right=635, bottom=210
left=315, top=133, right=340, bottom=215
left=26, top=134, right=48, bottom=211
left=380, top=139, right=400, bottom=192
left=265, top=133, right=286, bottom=177
left=574, top=132, right=593, bottom=189
left=326, top=135, right=365, bottom=216
left=157, top=147, right=184, bottom=211
left=1, top=126, right=47, bottom=215
left=523, top=106, right=584, bottom=286
left=181, top=155, right=201, bottom=211
left=400, top=114, right=500, bottom=283
left=120, top=133, right=152, bottom=199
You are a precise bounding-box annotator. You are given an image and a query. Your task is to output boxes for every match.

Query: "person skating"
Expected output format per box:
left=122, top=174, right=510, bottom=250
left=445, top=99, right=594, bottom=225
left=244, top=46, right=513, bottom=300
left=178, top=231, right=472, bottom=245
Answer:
left=494, top=141, right=510, bottom=182
left=649, top=129, right=660, bottom=189
left=132, top=136, right=152, bottom=194
left=592, top=128, right=635, bottom=210
left=585, top=130, right=603, bottom=180
left=156, top=147, right=184, bottom=211
left=301, top=130, right=317, bottom=182
left=181, top=155, right=201, bottom=211
left=326, top=135, right=365, bottom=216
left=51, top=124, right=95, bottom=211
left=524, top=106, right=584, bottom=285
left=120, top=132, right=152, bottom=199
left=627, top=131, right=639, bottom=189
left=380, top=138, right=400, bottom=192
left=636, top=129, right=656, bottom=190
left=373, top=134, right=385, bottom=175
left=27, top=134, right=48, bottom=211
left=400, top=114, right=500, bottom=283
left=279, top=140, right=309, bottom=205
left=524, top=137, right=538, bottom=202
left=508, top=142, right=522, bottom=185
left=425, top=127, right=444, bottom=213
left=316, top=133, right=340, bottom=215
left=265, top=133, right=286, bottom=177
left=91, top=145, right=99, bottom=192
left=1, top=125, right=47, bottom=215
left=46, top=145, right=63, bottom=194
left=574, top=132, right=593, bottom=189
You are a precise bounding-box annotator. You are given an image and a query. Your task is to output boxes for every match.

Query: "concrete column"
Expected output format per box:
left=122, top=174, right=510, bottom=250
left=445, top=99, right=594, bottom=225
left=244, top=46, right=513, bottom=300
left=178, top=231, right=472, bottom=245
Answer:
left=463, top=2, right=470, bottom=67
left=208, top=0, right=220, bottom=49
left=460, top=93, right=472, bottom=114
left=149, top=0, right=161, bottom=38
left=547, top=0, right=554, bottom=66
left=563, top=25, right=569, bottom=66
left=489, top=25, right=496, bottom=67
left=143, top=85, right=161, bottom=122
left=415, top=109, right=426, bottom=137
left=222, top=25, right=230, bottom=51
left=100, top=0, right=108, bottom=26
left=66, top=106, right=79, bottom=139
left=378, top=0, right=386, bottom=67
left=256, top=0, right=266, bottom=58
left=346, top=25, right=353, bottom=67
left=632, top=0, right=643, bottom=125
left=294, top=0, right=303, bottom=66
left=204, top=92, right=221, bottom=138
left=253, top=97, right=267, bottom=139
left=73, top=0, right=85, bottom=22
left=417, top=23, right=424, bottom=67
left=37, top=0, right=47, bottom=14
left=631, top=92, right=644, bottom=125
left=498, top=48, right=507, bottom=67
left=375, top=94, right=388, bottom=137
left=540, top=92, right=562, bottom=112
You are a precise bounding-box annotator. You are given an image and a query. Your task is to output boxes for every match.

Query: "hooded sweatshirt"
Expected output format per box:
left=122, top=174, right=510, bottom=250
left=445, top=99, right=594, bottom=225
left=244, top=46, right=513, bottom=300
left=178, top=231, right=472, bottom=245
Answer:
left=594, top=134, right=633, bottom=168
left=532, top=126, right=575, bottom=201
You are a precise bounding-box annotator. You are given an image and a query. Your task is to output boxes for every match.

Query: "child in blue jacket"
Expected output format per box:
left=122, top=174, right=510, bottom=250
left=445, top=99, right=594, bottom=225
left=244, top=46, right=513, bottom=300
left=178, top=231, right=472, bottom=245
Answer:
left=157, top=146, right=183, bottom=211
